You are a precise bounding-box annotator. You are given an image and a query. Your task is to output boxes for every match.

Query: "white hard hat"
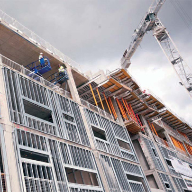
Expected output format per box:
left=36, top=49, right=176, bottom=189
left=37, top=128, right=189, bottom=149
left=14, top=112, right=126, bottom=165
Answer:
left=40, top=52, right=43, bottom=54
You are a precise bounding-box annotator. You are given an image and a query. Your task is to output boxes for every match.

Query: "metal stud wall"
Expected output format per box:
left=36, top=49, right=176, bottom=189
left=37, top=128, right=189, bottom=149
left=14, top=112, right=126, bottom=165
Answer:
left=129, top=181, right=145, bottom=192
left=70, top=188, right=103, bottom=192
left=100, top=155, right=149, bottom=192
left=111, top=122, right=138, bottom=162
left=158, top=172, right=174, bottom=192
left=3, top=68, right=25, bottom=125
left=111, top=158, right=131, bottom=192
left=142, top=137, right=165, bottom=171
left=14, top=129, right=104, bottom=192
left=4, top=67, right=90, bottom=146
left=172, top=177, right=188, bottom=192
left=158, top=144, right=181, bottom=176
left=100, top=155, right=122, bottom=192
left=15, top=129, right=57, bottom=192
left=122, top=161, right=142, bottom=177
left=3, top=67, right=149, bottom=192
left=85, top=108, right=138, bottom=162
left=48, top=139, right=69, bottom=192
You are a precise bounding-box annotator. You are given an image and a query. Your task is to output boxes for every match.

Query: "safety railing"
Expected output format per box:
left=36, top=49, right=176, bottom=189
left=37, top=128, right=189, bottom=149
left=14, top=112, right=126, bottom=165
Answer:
left=80, top=98, right=115, bottom=122
left=0, top=54, right=71, bottom=99
left=0, top=9, right=84, bottom=74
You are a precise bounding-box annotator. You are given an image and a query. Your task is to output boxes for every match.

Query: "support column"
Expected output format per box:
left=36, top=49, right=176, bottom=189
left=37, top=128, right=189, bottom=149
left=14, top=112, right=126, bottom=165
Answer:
left=65, top=65, right=81, bottom=103
left=65, top=65, right=110, bottom=192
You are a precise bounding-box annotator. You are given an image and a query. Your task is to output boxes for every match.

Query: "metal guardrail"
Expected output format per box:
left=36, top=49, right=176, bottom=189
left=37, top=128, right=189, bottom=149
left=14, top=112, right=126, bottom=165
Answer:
left=0, top=9, right=84, bottom=74
left=0, top=54, right=71, bottom=99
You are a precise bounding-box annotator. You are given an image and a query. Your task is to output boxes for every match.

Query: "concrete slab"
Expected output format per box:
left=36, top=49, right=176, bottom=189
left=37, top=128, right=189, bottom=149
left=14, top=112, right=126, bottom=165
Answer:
left=0, top=23, right=88, bottom=88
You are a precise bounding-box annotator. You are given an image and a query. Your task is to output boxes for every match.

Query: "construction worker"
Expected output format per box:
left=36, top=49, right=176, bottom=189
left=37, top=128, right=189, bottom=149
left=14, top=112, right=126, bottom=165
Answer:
left=58, top=64, right=65, bottom=76
left=39, top=52, right=43, bottom=62
left=39, top=53, right=45, bottom=67
left=39, top=53, right=48, bottom=67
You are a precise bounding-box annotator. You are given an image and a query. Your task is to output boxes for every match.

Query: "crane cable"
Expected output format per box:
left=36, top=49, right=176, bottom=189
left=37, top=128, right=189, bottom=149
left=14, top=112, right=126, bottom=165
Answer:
left=170, top=0, right=192, bottom=32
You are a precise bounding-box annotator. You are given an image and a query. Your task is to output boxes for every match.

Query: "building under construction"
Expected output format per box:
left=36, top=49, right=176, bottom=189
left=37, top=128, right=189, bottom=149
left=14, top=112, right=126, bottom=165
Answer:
left=0, top=8, right=192, bottom=192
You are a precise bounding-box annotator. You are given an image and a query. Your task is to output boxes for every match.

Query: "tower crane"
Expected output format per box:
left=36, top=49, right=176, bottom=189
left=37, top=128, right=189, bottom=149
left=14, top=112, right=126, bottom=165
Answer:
left=121, top=0, right=192, bottom=98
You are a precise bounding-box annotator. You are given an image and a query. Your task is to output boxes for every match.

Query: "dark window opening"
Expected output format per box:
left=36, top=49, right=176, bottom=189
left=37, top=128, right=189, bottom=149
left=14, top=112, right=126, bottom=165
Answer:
left=63, top=113, right=74, bottom=122
left=65, top=168, right=99, bottom=186
left=152, top=148, right=158, bottom=157
left=117, top=139, right=130, bottom=151
left=165, top=182, right=170, bottom=189
left=0, top=147, right=4, bottom=173
left=92, top=126, right=107, bottom=141
left=20, top=149, right=49, bottom=163
left=0, top=146, right=6, bottom=191
left=127, top=174, right=142, bottom=182
left=166, top=159, right=172, bottom=167
left=23, top=99, right=53, bottom=123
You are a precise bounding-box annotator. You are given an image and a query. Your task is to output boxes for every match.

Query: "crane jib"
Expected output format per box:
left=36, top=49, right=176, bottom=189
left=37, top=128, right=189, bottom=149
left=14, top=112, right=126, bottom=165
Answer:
left=121, top=0, right=192, bottom=98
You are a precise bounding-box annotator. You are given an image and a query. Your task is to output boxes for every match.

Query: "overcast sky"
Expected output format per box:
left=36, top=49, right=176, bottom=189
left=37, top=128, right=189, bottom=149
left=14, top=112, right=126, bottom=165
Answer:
left=1, top=0, right=192, bottom=124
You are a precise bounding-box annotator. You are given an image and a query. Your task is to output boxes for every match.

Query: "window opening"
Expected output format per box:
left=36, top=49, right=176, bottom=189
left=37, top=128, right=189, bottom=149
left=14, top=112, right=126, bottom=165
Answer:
left=20, top=149, right=49, bottom=163
left=92, top=126, right=107, bottom=141
left=63, top=113, right=74, bottom=122
left=117, top=139, right=131, bottom=151
left=165, top=182, right=170, bottom=189
left=23, top=99, right=53, bottom=123
left=65, top=168, right=99, bottom=186
left=166, top=159, right=172, bottom=167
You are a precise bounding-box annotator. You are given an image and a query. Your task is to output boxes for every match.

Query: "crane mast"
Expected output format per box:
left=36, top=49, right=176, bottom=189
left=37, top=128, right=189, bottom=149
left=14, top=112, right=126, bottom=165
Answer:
left=121, top=0, right=192, bottom=98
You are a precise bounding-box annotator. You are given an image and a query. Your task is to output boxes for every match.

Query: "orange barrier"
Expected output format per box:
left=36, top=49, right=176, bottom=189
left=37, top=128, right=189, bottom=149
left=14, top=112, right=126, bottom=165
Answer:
left=96, top=88, right=104, bottom=110
left=184, top=143, right=192, bottom=155
left=103, top=92, right=112, bottom=114
left=116, top=98, right=129, bottom=120
left=108, top=97, right=118, bottom=120
left=164, top=140, right=169, bottom=147
left=148, top=121, right=158, bottom=136
left=122, top=98, right=131, bottom=118
left=89, top=83, right=98, bottom=106
left=178, top=130, right=189, bottom=141
left=129, top=104, right=139, bottom=123
left=170, top=136, right=186, bottom=152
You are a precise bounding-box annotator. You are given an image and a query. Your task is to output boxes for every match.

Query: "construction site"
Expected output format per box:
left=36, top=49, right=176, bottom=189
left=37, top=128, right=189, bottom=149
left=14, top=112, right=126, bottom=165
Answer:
left=0, top=0, right=192, bottom=192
